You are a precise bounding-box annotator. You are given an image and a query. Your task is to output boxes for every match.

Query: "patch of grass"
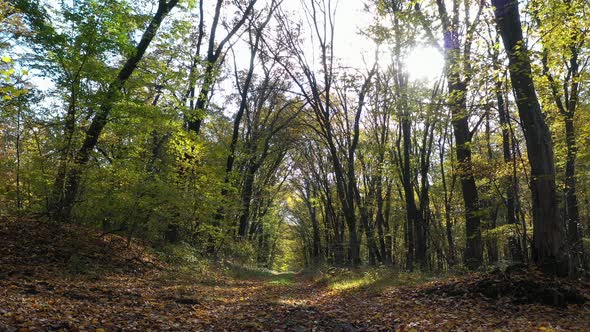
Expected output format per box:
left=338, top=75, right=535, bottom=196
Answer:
left=313, top=267, right=440, bottom=293
left=327, top=268, right=386, bottom=292
left=229, top=264, right=275, bottom=279
left=226, top=262, right=297, bottom=286
left=268, top=273, right=295, bottom=286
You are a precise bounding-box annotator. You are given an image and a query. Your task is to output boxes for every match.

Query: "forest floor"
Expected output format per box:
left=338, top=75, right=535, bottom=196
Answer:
left=1, top=218, right=590, bottom=331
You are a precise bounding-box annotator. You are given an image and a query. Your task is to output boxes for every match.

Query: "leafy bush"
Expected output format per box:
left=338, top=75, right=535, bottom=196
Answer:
left=221, top=240, right=257, bottom=265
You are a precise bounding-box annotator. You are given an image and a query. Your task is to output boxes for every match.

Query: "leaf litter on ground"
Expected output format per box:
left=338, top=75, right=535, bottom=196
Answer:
left=1, top=217, right=589, bottom=331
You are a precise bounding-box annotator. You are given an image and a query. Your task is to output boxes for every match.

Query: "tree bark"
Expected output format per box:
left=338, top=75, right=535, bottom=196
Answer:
left=564, top=115, right=583, bottom=267
left=492, top=0, right=568, bottom=276
left=539, top=14, right=584, bottom=269
left=432, top=0, right=483, bottom=270
left=496, top=78, right=523, bottom=262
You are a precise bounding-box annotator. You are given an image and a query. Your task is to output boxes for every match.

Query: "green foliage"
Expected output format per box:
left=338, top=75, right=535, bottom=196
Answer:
left=221, top=240, right=257, bottom=265
left=156, top=242, right=204, bottom=266
left=3, top=0, right=589, bottom=278
left=0, top=3, right=29, bottom=102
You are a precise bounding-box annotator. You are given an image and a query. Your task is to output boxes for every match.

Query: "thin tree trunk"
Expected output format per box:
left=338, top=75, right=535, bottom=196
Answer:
left=564, top=115, right=583, bottom=268
left=383, top=182, right=394, bottom=265
left=238, top=161, right=257, bottom=238
left=439, top=122, right=456, bottom=266
left=186, top=0, right=258, bottom=134
left=303, top=182, right=322, bottom=265
left=495, top=68, right=522, bottom=262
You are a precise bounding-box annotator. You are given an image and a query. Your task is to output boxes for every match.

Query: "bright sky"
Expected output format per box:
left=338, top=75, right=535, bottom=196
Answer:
left=218, top=0, right=446, bottom=115
left=281, top=0, right=444, bottom=82
left=24, top=0, right=446, bottom=105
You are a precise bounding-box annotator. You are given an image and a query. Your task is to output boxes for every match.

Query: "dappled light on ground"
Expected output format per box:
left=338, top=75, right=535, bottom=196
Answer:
left=1, top=219, right=589, bottom=331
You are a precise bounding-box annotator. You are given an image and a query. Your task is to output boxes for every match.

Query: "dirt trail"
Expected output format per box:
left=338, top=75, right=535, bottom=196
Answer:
left=1, top=219, right=589, bottom=331
left=2, top=269, right=590, bottom=331
left=0, top=270, right=351, bottom=331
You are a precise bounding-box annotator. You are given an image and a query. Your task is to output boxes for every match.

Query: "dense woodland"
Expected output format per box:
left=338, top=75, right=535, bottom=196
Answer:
left=1, top=0, right=589, bottom=279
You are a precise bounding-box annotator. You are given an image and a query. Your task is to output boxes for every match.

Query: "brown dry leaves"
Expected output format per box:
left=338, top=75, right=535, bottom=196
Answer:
left=1, top=218, right=589, bottom=331
left=2, top=270, right=590, bottom=331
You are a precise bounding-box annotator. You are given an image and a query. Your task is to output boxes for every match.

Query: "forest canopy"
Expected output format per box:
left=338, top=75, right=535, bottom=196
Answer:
left=1, top=0, right=589, bottom=277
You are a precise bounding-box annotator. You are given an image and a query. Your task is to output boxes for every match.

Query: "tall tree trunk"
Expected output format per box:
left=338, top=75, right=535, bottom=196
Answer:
left=216, top=10, right=270, bottom=223
left=416, top=110, right=436, bottom=270
left=375, top=178, right=389, bottom=264
left=449, top=81, right=482, bottom=270
left=303, top=182, right=322, bottom=265
left=357, top=193, right=380, bottom=265
left=238, top=162, right=257, bottom=238
left=15, top=99, right=23, bottom=214
left=401, top=111, right=421, bottom=270
left=538, top=7, right=584, bottom=269
left=310, top=205, right=322, bottom=265
left=495, top=68, right=523, bottom=262
left=432, top=0, right=483, bottom=269
left=439, top=123, right=456, bottom=267
left=564, top=115, right=583, bottom=268
left=484, top=112, right=499, bottom=264
left=383, top=182, right=394, bottom=265
left=492, top=0, right=568, bottom=276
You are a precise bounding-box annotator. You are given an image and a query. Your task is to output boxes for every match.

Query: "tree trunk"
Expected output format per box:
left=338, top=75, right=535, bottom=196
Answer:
left=495, top=76, right=523, bottom=262
left=417, top=116, right=435, bottom=270
left=304, top=182, right=322, bottom=265
left=492, top=0, right=568, bottom=276
left=238, top=159, right=258, bottom=238
left=440, top=127, right=456, bottom=267
left=564, top=115, right=583, bottom=268
left=383, top=183, right=394, bottom=265
left=215, top=16, right=266, bottom=224
left=401, top=113, right=421, bottom=270
left=450, top=81, right=482, bottom=270
left=375, top=179, right=389, bottom=264
left=434, top=3, right=482, bottom=268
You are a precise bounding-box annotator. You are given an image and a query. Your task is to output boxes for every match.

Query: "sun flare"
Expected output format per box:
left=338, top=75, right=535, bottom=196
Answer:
left=405, top=46, right=445, bottom=81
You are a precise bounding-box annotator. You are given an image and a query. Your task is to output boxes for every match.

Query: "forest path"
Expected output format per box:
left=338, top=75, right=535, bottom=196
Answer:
left=0, top=268, right=360, bottom=331
left=2, top=265, right=590, bottom=331
left=188, top=272, right=351, bottom=331
left=1, top=219, right=589, bottom=331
